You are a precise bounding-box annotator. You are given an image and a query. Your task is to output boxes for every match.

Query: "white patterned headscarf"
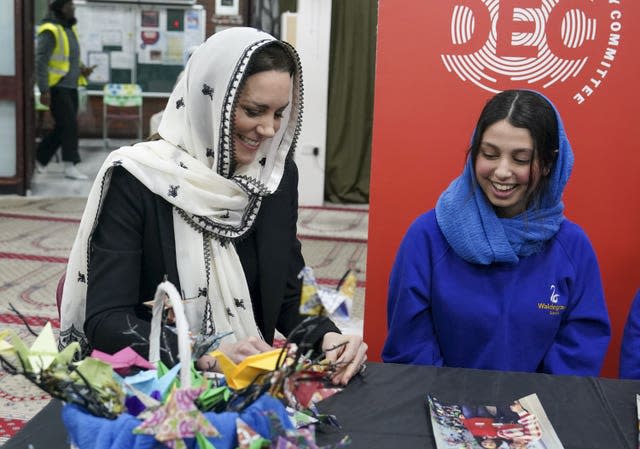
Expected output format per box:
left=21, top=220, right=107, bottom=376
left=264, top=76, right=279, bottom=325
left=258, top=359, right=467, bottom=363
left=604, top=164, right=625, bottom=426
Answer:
left=59, top=27, right=303, bottom=356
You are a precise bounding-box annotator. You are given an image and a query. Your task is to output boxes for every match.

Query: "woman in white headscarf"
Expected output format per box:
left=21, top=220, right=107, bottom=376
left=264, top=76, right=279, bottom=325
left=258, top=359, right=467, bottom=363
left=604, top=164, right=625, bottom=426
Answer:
left=59, top=27, right=367, bottom=385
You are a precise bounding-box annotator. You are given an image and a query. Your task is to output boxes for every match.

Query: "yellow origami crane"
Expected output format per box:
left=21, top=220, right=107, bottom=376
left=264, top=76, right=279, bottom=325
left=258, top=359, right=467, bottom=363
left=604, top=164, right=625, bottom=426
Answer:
left=209, top=348, right=283, bottom=390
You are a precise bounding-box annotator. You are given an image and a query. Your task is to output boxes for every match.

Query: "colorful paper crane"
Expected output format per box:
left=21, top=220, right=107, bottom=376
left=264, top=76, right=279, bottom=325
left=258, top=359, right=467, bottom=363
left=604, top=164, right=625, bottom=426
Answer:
left=91, top=347, right=156, bottom=376
left=298, top=267, right=355, bottom=319
left=0, top=322, right=124, bottom=418
left=134, top=386, right=220, bottom=449
left=209, top=348, right=284, bottom=390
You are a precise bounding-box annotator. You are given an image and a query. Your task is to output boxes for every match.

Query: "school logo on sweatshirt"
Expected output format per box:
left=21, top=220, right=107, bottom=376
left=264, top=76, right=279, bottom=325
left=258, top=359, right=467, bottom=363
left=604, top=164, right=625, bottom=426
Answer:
left=440, top=0, right=624, bottom=105
left=538, top=284, right=566, bottom=315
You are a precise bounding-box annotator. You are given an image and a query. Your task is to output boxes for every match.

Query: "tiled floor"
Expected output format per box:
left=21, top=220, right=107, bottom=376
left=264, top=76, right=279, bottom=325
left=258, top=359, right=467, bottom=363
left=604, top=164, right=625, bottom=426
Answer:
left=28, top=138, right=134, bottom=197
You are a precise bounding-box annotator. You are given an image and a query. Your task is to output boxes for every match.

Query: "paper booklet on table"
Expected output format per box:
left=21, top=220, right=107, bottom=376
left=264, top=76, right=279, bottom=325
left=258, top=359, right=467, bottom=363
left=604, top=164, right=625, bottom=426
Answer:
left=427, top=392, right=565, bottom=449
left=636, top=394, right=640, bottom=449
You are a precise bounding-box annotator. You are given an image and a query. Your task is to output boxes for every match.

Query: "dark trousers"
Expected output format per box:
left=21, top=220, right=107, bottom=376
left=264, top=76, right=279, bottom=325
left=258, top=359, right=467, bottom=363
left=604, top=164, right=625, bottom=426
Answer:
left=37, top=86, right=80, bottom=165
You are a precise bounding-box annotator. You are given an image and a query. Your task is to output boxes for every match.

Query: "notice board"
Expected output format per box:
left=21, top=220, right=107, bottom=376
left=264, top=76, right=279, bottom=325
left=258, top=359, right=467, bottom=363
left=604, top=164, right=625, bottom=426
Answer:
left=75, top=1, right=206, bottom=93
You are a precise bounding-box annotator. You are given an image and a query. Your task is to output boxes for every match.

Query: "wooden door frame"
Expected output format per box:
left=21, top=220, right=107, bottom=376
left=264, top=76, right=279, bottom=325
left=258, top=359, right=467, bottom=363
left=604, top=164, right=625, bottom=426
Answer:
left=0, top=0, right=34, bottom=195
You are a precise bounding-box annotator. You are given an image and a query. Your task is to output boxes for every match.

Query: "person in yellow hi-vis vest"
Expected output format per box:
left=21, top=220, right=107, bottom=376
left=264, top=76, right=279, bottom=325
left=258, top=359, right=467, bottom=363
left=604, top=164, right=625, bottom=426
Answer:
left=36, top=0, right=94, bottom=180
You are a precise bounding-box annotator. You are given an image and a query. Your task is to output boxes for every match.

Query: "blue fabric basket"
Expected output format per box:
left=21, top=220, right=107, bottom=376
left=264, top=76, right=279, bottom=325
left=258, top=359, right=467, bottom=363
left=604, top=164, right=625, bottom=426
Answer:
left=62, top=393, right=292, bottom=449
left=62, top=282, right=292, bottom=449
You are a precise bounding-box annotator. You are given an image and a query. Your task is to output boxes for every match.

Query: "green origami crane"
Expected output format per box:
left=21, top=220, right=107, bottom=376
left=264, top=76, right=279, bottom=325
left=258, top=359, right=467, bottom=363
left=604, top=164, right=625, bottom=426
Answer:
left=0, top=322, right=125, bottom=418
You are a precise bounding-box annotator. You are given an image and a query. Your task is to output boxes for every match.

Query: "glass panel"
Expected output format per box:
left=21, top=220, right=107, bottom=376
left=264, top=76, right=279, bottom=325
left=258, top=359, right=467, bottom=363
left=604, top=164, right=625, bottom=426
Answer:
left=0, top=0, right=15, bottom=76
left=0, top=101, right=16, bottom=177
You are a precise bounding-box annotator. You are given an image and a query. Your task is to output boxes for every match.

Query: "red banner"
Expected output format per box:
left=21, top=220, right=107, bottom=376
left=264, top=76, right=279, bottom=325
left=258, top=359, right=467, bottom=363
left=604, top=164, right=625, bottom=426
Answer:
left=365, top=0, right=639, bottom=377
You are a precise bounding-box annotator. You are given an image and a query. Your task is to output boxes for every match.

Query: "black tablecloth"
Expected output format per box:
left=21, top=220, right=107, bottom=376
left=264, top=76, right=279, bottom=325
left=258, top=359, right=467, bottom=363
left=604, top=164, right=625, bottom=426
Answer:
left=5, top=362, right=640, bottom=449
left=316, top=363, right=640, bottom=449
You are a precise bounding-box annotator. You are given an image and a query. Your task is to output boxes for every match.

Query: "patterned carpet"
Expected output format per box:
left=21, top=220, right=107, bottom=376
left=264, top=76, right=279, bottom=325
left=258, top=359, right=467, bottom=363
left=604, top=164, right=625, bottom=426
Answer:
left=0, top=196, right=368, bottom=444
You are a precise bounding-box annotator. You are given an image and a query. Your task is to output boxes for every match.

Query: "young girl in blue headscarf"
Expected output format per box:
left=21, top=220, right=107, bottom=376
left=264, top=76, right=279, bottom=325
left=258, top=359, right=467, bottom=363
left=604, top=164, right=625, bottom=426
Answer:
left=382, top=90, right=610, bottom=375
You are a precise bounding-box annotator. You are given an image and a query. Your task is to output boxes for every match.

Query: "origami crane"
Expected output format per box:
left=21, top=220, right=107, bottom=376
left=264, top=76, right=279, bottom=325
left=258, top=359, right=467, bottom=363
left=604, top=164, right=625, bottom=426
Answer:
left=0, top=322, right=125, bottom=417
left=134, top=386, right=219, bottom=449
left=209, top=348, right=284, bottom=390
left=283, top=370, right=342, bottom=409
left=192, top=330, right=234, bottom=359
left=297, top=267, right=355, bottom=319
left=121, top=360, right=182, bottom=399
left=265, top=411, right=351, bottom=449
left=1, top=322, right=78, bottom=373
left=91, top=347, right=156, bottom=376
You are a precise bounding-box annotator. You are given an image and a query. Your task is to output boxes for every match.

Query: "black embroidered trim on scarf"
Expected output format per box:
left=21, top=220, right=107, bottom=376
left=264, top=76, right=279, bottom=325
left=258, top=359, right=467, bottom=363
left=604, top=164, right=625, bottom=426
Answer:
left=218, top=39, right=271, bottom=179
left=59, top=164, right=117, bottom=355
left=280, top=39, right=304, bottom=159
left=201, top=233, right=215, bottom=336
left=58, top=323, right=91, bottom=359
left=233, top=175, right=269, bottom=196
left=174, top=194, right=262, bottom=242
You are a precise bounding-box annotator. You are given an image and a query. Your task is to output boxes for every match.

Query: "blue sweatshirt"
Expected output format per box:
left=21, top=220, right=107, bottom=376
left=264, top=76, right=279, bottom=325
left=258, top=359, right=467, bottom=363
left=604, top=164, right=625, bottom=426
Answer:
left=619, top=289, right=640, bottom=379
left=382, top=209, right=610, bottom=375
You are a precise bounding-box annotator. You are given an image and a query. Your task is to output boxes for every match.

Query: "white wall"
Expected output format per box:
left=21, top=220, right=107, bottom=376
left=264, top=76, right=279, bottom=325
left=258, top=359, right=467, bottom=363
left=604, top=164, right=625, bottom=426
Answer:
left=290, top=0, right=332, bottom=206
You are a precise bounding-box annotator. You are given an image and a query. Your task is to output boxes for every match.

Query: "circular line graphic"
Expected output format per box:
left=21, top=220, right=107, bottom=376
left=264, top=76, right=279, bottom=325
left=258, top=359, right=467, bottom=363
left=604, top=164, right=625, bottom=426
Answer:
left=441, top=0, right=597, bottom=93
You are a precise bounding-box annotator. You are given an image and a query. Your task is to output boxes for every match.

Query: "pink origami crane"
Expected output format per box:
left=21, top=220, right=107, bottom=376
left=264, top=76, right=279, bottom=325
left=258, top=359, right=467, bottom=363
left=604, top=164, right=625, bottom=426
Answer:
left=91, top=347, right=155, bottom=376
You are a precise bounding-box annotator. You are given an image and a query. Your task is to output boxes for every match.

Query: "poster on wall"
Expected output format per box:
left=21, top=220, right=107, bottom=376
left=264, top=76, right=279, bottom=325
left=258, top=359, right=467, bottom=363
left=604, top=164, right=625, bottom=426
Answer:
left=75, top=3, right=136, bottom=71
left=141, top=9, right=160, bottom=27
left=138, top=7, right=166, bottom=64
left=87, top=51, right=110, bottom=83
left=165, top=34, right=185, bottom=64
left=215, top=0, right=239, bottom=16
left=184, top=9, right=204, bottom=57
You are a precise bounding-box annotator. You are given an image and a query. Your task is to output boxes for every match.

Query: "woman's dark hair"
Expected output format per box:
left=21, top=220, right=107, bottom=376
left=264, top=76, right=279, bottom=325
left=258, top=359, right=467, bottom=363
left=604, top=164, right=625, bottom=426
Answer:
left=469, top=90, right=559, bottom=207
left=244, top=41, right=297, bottom=78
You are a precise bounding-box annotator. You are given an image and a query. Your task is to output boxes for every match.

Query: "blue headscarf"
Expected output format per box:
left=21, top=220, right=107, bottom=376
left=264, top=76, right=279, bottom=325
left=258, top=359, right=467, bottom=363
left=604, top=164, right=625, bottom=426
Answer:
left=435, top=91, right=574, bottom=265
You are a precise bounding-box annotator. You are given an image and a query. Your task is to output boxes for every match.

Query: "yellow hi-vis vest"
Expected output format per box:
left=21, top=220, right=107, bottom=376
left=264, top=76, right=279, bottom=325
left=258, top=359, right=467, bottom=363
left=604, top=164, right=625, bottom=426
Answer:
left=37, top=22, right=88, bottom=87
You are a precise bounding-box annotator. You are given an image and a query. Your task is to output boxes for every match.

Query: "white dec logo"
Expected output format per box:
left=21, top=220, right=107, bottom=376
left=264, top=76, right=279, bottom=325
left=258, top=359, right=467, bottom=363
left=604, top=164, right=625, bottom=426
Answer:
left=440, top=0, right=623, bottom=104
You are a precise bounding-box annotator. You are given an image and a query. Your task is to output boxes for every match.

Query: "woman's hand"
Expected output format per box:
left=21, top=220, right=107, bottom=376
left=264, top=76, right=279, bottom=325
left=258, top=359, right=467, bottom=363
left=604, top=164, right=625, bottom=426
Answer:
left=321, top=332, right=368, bottom=385
left=219, top=336, right=273, bottom=363
left=196, top=336, right=273, bottom=372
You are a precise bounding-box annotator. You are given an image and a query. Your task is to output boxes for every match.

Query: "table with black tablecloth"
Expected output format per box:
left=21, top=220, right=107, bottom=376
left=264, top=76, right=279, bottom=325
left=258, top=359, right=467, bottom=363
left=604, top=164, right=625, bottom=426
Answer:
left=5, top=362, right=640, bottom=449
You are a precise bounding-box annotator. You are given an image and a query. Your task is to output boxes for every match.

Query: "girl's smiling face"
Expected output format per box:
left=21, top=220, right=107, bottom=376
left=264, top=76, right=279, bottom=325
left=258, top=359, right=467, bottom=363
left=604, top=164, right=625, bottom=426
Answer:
left=232, top=70, right=291, bottom=167
left=474, top=119, right=544, bottom=218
